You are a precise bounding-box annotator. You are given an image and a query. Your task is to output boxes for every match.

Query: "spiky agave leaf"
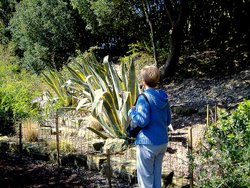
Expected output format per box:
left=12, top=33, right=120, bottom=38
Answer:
left=43, top=70, right=75, bottom=107
left=91, top=89, right=117, bottom=137
left=127, top=58, right=140, bottom=104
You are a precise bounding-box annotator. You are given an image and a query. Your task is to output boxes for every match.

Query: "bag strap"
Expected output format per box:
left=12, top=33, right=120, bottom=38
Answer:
left=134, top=93, right=149, bottom=105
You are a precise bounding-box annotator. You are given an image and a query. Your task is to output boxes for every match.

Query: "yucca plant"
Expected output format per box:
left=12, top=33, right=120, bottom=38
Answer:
left=67, top=55, right=140, bottom=138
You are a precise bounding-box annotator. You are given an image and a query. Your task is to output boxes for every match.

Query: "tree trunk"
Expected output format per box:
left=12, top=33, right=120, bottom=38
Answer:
left=148, top=19, right=158, bottom=66
left=142, top=0, right=158, bottom=66
left=161, top=25, right=182, bottom=78
left=161, top=0, right=188, bottom=79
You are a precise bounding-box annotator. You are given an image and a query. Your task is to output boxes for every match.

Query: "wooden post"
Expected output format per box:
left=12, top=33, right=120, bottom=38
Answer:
left=106, top=149, right=112, bottom=188
left=55, top=110, right=60, bottom=166
left=206, top=104, right=209, bottom=126
left=188, top=127, right=194, bottom=188
left=19, top=122, right=22, bottom=159
left=214, top=104, right=217, bottom=122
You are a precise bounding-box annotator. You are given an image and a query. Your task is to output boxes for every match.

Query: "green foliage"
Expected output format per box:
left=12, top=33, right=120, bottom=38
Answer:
left=196, top=100, right=250, bottom=187
left=70, top=0, right=98, bottom=31
left=10, top=0, right=80, bottom=73
left=67, top=54, right=140, bottom=138
left=70, top=0, right=146, bottom=57
left=42, top=70, right=77, bottom=108
left=44, top=52, right=140, bottom=138
left=42, top=51, right=101, bottom=111
left=0, top=44, right=43, bottom=135
left=71, top=0, right=138, bottom=33
left=0, top=0, right=248, bottom=78
left=187, top=0, right=249, bottom=49
left=0, top=0, right=17, bottom=44
left=119, top=42, right=154, bottom=78
left=89, top=58, right=138, bottom=138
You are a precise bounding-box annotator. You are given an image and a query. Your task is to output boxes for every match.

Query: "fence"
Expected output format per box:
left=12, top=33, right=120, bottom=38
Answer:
left=11, top=105, right=218, bottom=188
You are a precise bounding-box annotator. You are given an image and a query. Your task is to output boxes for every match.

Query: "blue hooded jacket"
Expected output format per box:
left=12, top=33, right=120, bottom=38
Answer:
left=128, top=88, right=171, bottom=145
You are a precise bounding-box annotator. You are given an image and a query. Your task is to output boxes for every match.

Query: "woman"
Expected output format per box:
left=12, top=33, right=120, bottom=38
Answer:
left=128, top=65, right=171, bottom=188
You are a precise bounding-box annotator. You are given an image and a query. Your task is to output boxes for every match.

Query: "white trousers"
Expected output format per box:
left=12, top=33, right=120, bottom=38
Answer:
left=136, top=144, right=167, bottom=188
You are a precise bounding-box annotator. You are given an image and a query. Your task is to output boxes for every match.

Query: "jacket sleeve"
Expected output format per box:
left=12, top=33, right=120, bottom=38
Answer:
left=129, top=95, right=150, bottom=127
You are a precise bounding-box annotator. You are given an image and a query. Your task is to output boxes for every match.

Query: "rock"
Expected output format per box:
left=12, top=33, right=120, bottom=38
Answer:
left=0, top=136, right=8, bottom=141
left=59, top=127, right=78, bottom=136
left=103, top=138, right=127, bottom=154
left=88, top=116, right=104, bottom=131
left=87, top=154, right=107, bottom=170
left=40, top=127, right=52, bottom=135
left=164, top=67, right=250, bottom=129
left=77, top=126, right=100, bottom=139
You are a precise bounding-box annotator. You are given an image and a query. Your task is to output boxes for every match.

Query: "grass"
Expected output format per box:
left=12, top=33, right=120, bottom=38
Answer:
left=22, top=119, right=40, bottom=142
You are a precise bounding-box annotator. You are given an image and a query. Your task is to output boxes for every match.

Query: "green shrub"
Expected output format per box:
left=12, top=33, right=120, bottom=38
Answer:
left=195, top=100, right=250, bottom=187
left=0, top=44, right=44, bottom=135
left=10, top=0, right=79, bottom=73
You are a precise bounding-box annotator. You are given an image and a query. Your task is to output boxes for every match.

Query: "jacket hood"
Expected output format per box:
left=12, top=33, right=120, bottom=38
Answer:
left=144, top=88, right=169, bottom=109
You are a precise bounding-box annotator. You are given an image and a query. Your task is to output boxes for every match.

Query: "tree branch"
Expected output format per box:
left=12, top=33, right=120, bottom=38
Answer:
left=164, top=0, right=175, bottom=26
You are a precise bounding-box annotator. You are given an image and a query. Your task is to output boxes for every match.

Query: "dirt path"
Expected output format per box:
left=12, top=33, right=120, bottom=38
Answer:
left=0, top=152, right=130, bottom=188
left=0, top=152, right=89, bottom=187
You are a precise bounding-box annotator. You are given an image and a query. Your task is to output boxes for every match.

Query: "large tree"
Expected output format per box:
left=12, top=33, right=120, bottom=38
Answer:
left=72, top=0, right=188, bottom=78
left=126, top=0, right=188, bottom=78
left=70, top=0, right=146, bottom=58
left=10, top=0, right=90, bottom=73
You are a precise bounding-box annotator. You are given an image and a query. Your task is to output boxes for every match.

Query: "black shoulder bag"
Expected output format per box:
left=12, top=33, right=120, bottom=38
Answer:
left=126, top=93, right=149, bottom=138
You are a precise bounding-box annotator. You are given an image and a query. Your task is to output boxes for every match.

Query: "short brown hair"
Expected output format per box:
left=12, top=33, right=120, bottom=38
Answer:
left=141, top=65, right=160, bottom=87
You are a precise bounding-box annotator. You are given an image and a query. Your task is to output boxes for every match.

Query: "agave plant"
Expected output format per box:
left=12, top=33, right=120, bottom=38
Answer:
left=65, top=54, right=105, bottom=111
left=90, top=57, right=141, bottom=138
left=43, top=52, right=140, bottom=138
left=67, top=55, right=140, bottom=138
left=42, top=70, right=77, bottom=107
